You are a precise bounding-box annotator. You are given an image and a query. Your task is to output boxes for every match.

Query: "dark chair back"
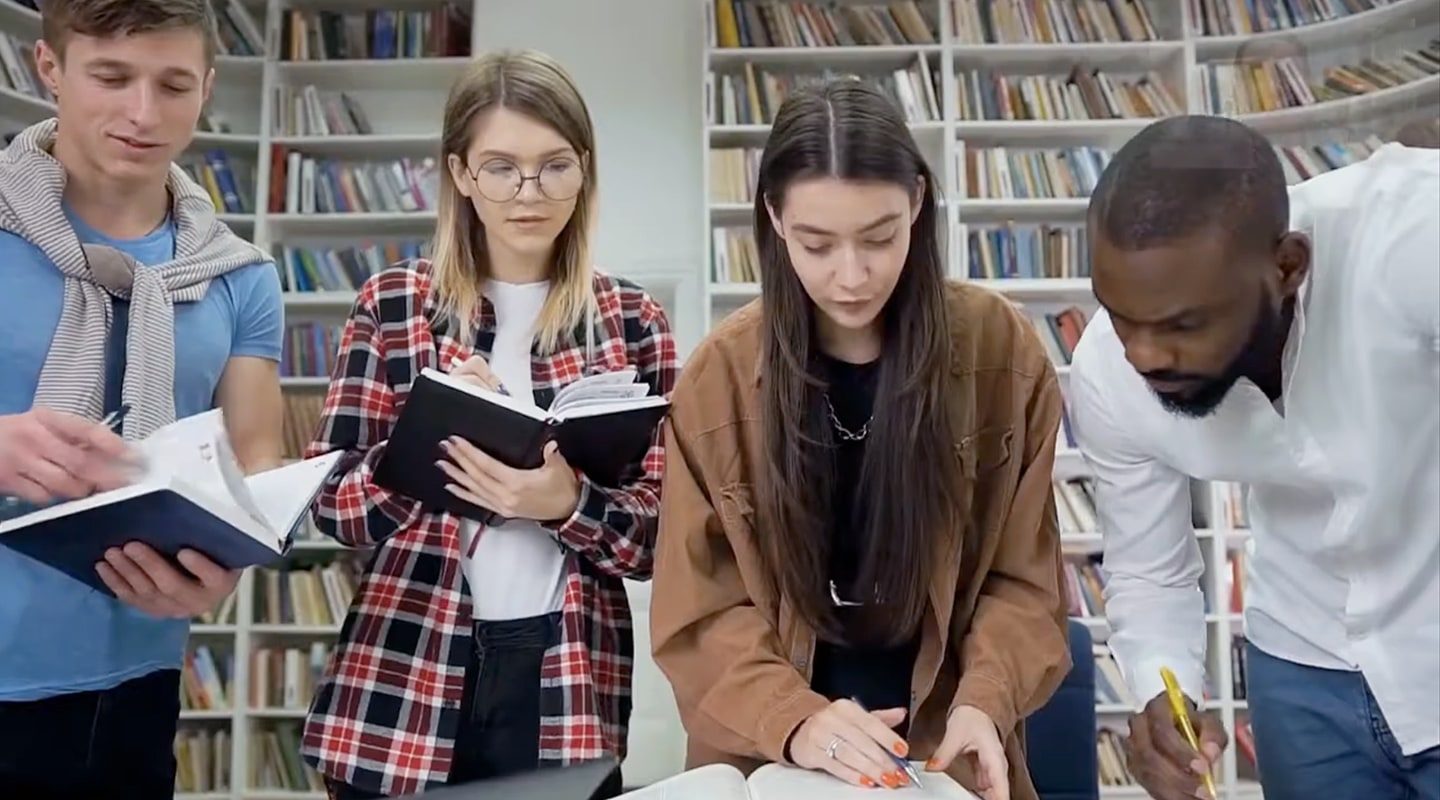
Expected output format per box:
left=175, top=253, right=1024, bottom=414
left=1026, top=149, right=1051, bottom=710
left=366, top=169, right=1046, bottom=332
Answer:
left=1024, top=619, right=1100, bottom=800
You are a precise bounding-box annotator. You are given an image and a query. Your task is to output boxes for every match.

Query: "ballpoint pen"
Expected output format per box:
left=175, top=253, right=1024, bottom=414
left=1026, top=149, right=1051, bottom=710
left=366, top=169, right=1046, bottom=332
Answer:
left=851, top=696, right=924, bottom=789
left=1160, top=666, right=1219, bottom=800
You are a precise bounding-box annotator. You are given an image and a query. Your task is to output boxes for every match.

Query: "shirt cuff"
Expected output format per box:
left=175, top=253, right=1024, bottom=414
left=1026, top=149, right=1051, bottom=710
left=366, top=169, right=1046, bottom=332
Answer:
left=546, top=471, right=607, bottom=550
left=1124, top=653, right=1207, bottom=712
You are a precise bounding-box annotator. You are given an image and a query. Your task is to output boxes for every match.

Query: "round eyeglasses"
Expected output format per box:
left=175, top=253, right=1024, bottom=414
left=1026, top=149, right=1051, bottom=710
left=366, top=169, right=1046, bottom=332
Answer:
left=465, top=156, right=585, bottom=203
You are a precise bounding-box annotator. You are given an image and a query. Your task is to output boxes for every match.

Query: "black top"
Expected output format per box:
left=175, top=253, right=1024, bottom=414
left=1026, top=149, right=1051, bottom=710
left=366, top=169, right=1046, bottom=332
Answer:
left=809, top=354, right=920, bottom=725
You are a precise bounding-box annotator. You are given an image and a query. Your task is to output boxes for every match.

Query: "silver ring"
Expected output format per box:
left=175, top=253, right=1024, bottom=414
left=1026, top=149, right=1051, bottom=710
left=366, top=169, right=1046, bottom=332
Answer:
left=825, top=736, right=842, bottom=760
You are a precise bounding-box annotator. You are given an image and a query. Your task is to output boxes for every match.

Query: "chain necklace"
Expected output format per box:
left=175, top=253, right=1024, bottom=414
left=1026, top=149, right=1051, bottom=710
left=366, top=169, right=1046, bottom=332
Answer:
left=823, top=393, right=872, bottom=441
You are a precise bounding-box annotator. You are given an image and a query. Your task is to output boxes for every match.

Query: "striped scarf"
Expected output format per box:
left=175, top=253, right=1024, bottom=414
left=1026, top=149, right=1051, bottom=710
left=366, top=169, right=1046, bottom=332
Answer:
left=0, top=118, right=269, bottom=439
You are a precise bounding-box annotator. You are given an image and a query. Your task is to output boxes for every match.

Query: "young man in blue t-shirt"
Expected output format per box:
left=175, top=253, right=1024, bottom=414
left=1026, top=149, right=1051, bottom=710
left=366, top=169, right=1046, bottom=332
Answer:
left=0, top=1, right=284, bottom=795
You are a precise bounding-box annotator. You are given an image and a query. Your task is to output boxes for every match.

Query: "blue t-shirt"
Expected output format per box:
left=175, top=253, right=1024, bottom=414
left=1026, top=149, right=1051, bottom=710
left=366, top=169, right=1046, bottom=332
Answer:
left=0, top=207, right=283, bottom=700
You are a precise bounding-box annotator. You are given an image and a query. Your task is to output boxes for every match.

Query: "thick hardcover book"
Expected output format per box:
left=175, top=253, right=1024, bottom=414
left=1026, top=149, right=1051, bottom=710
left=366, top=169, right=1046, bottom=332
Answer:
left=0, top=409, right=343, bottom=596
left=374, top=367, right=669, bottom=524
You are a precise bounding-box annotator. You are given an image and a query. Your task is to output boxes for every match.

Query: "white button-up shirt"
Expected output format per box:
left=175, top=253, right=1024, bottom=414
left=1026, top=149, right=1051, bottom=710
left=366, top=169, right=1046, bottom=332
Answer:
left=1069, top=143, right=1440, bottom=755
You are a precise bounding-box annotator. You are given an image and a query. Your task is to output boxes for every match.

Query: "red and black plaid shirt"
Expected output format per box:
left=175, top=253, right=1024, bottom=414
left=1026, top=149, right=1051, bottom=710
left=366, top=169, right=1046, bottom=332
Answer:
left=299, top=260, right=677, bottom=795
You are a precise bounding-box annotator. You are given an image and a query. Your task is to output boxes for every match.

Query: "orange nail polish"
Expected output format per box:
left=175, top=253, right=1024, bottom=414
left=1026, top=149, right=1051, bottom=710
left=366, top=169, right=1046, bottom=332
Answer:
left=898, top=771, right=911, bottom=786
left=893, top=741, right=909, bottom=757
left=860, top=776, right=876, bottom=788
left=882, top=772, right=900, bottom=788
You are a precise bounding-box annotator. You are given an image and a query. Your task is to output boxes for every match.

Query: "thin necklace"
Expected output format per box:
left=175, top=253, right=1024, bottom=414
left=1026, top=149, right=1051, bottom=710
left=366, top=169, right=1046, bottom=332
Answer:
left=823, top=394, right=872, bottom=441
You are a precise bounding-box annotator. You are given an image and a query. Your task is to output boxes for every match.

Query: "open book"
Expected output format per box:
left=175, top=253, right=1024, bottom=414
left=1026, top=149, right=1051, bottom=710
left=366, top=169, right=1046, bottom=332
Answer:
left=374, top=366, right=669, bottom=525
left=616, top=762, right=979, bottom=799
left=0, top=409, right=343, bottom=596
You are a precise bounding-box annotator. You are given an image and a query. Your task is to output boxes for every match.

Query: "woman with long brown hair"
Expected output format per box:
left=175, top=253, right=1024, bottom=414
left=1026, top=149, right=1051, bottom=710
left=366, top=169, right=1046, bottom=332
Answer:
left=299, top=50, right=677, bottom=798
left=651, top=79, right=1069, bottom=799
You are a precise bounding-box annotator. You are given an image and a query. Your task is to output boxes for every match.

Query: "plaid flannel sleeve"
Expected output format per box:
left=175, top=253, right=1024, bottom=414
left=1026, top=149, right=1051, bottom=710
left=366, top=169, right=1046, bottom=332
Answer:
left=544, top=296, right=679, bottom=579
left=305, top=288, right=425, bottom=547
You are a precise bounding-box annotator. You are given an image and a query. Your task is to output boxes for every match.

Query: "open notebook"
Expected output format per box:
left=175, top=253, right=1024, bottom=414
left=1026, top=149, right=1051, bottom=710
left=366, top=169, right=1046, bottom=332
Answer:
left=374, top=366, right=669, bottom=525
left=616, top=762, right=979, bottom=799
left=0, top=409, right=342, bottom=595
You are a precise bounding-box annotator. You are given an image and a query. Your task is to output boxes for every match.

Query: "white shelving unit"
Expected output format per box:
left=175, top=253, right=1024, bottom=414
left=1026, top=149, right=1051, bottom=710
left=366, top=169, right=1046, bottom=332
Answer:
left=700, top=2, right=1437, bottom=799
left=0, top=0, right=1433, bottom=797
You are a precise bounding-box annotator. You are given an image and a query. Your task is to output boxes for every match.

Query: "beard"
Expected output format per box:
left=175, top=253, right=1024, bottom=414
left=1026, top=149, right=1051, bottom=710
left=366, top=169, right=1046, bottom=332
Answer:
left=1148, top=291, right=1291, bottom=419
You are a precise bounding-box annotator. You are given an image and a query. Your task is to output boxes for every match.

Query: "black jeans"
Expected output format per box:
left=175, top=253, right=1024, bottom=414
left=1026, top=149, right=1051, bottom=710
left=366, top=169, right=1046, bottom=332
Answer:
left=0, top=668, right=181, bottom=800
left=328, top=612, right=623, bottom=799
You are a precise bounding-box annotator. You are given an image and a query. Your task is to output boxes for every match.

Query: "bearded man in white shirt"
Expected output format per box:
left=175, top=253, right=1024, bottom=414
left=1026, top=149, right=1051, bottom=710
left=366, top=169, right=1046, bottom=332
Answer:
left=1069, top=115, right=1439, bottom=800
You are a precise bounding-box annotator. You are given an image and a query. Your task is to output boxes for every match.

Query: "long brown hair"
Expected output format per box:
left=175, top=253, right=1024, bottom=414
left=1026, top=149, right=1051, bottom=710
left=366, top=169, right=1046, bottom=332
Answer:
left=430, top=49, right=598, bottom=352
left=753, top=79, right=962, bottom=647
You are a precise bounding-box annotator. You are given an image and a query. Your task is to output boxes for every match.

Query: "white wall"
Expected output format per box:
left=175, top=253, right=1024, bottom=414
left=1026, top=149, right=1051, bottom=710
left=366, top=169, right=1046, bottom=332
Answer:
left=474, top=0, right=707, bottom=356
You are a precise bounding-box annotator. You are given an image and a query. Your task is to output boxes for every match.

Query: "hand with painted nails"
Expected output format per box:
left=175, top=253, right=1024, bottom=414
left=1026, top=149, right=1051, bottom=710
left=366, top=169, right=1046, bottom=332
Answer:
left=437, top=437, right=581, bottom=523
left=926, top=705, right=1009, bottom=800
left=1125, top=692, right=1227, bottom=800
left=788, top=698, right=913, bottom=790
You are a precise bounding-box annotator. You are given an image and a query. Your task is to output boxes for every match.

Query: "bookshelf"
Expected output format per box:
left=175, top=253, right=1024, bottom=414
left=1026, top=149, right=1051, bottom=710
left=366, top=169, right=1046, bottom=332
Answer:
left=702, top=1, right=1437, bottom=799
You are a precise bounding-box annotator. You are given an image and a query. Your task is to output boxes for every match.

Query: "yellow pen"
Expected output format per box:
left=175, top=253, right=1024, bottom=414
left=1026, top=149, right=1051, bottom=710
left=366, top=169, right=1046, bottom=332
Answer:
left=1160, top=667, right=1218, bottom=800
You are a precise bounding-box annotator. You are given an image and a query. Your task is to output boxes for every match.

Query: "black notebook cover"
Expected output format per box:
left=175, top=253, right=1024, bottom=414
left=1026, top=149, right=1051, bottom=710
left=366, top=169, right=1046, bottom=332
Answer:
left=374, top=372, right=668, bottom=524
left=0, top=491, right=285, bottom=597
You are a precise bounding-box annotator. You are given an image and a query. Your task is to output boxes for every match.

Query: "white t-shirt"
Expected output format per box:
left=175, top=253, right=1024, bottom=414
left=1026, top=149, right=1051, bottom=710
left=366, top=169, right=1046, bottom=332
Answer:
left=459, top=278, right=568, bottom=621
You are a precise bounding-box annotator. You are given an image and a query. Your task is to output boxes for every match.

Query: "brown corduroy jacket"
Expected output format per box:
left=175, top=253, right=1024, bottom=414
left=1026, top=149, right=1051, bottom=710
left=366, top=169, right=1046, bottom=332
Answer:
left=649, top=282, right=1072, bottom=800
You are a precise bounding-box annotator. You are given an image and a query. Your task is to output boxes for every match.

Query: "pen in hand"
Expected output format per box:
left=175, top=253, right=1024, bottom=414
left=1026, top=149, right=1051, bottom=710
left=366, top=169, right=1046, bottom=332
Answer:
left=851, top=696, right=924, bottom=790
left=1160, top=667, right=1218, bottom=800
left=448, top=356, right=508, bottom=396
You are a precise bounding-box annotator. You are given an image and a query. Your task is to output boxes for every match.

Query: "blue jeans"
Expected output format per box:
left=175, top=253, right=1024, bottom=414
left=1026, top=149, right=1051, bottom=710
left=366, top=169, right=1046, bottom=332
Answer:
left=1248, top=642, right=1440, bottom=800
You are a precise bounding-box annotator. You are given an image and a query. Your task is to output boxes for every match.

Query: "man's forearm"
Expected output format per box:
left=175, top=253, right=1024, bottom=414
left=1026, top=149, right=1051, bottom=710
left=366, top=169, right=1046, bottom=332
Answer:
left=1106, top=573, right=1210, bottom=705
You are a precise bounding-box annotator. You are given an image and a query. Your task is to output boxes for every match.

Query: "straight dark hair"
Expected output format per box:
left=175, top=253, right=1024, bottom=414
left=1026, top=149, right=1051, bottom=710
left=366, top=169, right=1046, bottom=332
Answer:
left=754, top=79, right=962, bottom=647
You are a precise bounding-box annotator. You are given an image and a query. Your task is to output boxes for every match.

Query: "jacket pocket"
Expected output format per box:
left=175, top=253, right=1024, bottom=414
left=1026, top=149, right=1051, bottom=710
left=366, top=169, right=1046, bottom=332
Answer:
left=956, top=425, right=1017, bottom=534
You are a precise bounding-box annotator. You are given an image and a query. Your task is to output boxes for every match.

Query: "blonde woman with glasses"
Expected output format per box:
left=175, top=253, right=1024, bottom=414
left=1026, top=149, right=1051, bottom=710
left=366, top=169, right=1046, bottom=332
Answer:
left=299, top=50, right=678, bottom=799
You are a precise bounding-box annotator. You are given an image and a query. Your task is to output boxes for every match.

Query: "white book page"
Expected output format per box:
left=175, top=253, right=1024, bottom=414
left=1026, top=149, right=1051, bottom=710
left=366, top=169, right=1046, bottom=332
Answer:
left=551, top=368, right=640, bottom=409
left=136, top=410, right=262, bottom=524
left=747, top=762, right=977, bottom=800
left=615, top=764, right=752, bottom=800
left=554, top=395, right=669, bottom=421
left=551, top=383, right=652, bottom=413
left=420, top=367, right=547, bottom=421
left=244, top=450, right=345, bottom=536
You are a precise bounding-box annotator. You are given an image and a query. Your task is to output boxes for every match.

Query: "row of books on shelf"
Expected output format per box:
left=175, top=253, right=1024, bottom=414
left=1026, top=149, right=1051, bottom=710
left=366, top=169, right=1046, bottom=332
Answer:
left=1065, top=557, right=1108, bottom=617
left=968, top=223, right=1091, bottom=280
left=958, top=67, right=1182, bottom=121
left=178, top=151, right=253, bottom=215
left=278, top=5, right=471, bottom=62
left=711, top=0, right=940, bottom=48
left=281, top=239, right=428, bottom=293
left=1056, top=478, right=1098, bottom=534
left=962, top=145, right=1111, bottom=200
left=252, top=643, right=333, bottom=712
left=272, top=85, right=377, bottom=138
left=1097, top=728, right=1135, bottom=786
left=214, top=0, right=265, bottom=58
left=175, top=728, right=231, bottom=794
left=268, top=148, right=441, bottom=216
left=282, top=323, right=344, bottom=380
left=256, top=559, right=362, bottom=627
left=0, top=32, right=48, bottom=103
left=710, top=60, right=943, bottom=125
left=282, top=392, right=326, bottom=461
left=1189, top=0, right=1398, bottom=37
left=254, top=724, right=326, bottom=792
left=1200, top=42, right=1440, bottom=116
left=182, top=645, right=234, bottom=711
left=1032, top=305, right=1088, bottom=364
left=951, top=0, right=1162, bottom=44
